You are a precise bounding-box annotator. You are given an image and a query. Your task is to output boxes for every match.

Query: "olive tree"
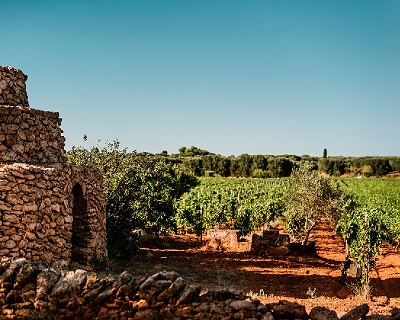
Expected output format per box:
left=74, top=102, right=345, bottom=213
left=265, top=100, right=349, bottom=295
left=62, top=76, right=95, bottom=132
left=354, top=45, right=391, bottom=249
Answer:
left=284, top=162, right=342, bottom=249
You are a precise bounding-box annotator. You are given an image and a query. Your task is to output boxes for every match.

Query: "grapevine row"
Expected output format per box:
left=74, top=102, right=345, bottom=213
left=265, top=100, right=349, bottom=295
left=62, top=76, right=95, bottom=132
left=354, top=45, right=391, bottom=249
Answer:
left=174, top=177, right=288, bottom=235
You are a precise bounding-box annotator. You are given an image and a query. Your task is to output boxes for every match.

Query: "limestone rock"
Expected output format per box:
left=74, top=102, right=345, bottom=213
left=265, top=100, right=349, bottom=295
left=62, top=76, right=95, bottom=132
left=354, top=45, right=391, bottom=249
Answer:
left=157, top=276, right=186, bottom=302
left=133, top=309, right=158, bottom=320
left=310, top=306, right=339, bottom=320
left=340, top=304, right=370, bottom=320
left=0, top=261, right=397, bottom=320
left=229, top=299, right=257, bottom=311
left=51, top=269, right=87, bottom=299
left=176, top=284, right=201, bottom=305
left=271, top=301, right=308, bottom=319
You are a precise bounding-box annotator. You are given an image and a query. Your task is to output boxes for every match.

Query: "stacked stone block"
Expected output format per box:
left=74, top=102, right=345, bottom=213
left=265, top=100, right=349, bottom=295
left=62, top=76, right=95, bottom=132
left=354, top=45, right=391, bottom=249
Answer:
left=0, top=106, right=65, bottom=164
left=0, top=66, right=107, bottom=266
left=0, top=66, right=29, bottom=107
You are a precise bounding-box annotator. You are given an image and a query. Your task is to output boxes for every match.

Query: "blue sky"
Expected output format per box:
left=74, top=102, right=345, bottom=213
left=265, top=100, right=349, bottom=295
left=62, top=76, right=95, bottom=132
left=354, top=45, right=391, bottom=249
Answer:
left=2, top=1, right=399, bottom=156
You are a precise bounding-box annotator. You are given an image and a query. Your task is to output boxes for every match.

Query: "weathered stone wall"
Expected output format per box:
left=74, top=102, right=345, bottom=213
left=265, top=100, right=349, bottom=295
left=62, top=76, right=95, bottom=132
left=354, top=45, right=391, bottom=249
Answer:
left=0, top=106, right=65, bottom=164
left=0, top=66, right=29, bottom=107
left=0, top=66, right=107, bottom=267
left=0, top=259, right=399, bottom=320
left=205, top=229, right=242, bottom=251
left=0, top=163, right=107, bottom=265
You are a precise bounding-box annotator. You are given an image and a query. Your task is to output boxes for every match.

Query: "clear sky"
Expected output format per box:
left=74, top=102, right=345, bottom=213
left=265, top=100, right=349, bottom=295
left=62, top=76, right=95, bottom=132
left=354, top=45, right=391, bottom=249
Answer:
left=2, top=0, right=399, bottom=156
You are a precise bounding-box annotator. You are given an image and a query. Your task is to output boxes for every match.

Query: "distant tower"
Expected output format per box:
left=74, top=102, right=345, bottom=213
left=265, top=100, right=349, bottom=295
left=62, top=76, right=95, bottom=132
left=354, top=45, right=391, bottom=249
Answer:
left=323, top=148, right=327, bottom=158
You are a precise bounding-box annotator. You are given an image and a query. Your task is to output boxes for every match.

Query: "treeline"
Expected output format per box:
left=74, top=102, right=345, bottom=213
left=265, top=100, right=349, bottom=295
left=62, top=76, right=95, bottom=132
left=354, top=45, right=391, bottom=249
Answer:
left=157, top=146, right=400, bottom=178
left=318, top=156, right=400, bottom=177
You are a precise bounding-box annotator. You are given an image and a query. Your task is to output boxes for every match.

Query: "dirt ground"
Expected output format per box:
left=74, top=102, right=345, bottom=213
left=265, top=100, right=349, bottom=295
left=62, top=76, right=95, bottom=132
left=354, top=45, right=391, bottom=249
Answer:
left=117, top=223, right=400, bottom=317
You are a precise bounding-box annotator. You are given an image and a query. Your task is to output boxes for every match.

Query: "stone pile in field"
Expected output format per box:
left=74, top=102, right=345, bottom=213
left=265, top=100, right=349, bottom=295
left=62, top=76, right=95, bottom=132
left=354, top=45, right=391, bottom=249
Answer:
left=1, top=259, right=399, bottom=320
left=251, top=229, right=290, bottom=256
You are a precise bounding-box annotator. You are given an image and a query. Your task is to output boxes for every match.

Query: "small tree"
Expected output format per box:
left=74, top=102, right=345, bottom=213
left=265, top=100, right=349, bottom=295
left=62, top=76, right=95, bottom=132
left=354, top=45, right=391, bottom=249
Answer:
left=361, top=165, right=373, bottom=177
left=284, top=162, right=341, bottom=249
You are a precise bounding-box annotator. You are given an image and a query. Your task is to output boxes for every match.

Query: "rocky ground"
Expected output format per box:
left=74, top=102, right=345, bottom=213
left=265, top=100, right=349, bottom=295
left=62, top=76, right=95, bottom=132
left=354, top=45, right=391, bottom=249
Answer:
left=1, top=222, right=399, bottom=319
left=119, top=222, right=400, bottom=317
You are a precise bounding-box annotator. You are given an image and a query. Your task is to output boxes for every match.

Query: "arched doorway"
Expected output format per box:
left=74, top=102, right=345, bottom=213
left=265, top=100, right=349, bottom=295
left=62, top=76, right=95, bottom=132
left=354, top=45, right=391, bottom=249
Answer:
left=71, top=183, right=90, bottom=264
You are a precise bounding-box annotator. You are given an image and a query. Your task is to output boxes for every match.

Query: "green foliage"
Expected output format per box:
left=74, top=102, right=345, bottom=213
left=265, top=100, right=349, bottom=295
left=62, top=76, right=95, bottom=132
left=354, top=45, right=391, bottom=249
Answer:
left=335, top=178, right=400, bottom=299
left=351, top=157, right=391, bottom=177
left=267, top=157, right=294, bottom=178
left=284, top=162, right=343, bottom=247
left=171, top=147, right=400, bottom=179
left=336, top=208, right=384, bottom=299
left=178, top=146, right=213, bottom=157
left=174, top=177, right=287, bottom=236
left=66, top=140, right=198, bottom=258
left=336, top=178, right=400, bottom=247
left=317, top=156, right=399, bottom=177
left=318, top=158, right=346, bottom=176
left=172, top=147, right=309, bottom=178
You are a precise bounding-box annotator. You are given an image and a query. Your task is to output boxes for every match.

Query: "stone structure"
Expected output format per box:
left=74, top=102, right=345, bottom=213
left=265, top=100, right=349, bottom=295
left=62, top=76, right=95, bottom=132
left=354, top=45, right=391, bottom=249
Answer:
left=205, top=229, right=242, bottom=251
left=1, top=259, right=399, bottom=319
left=0, top=66, right=107, bottom=266
left=251, top=229, right=290, bottom=256
left=204, top=228, right=291, bottom=254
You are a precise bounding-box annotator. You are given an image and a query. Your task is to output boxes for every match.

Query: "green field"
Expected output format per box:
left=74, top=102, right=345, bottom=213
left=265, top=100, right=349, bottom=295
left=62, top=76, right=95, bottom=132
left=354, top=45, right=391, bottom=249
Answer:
left=175, top=177, right=400, bottom=245
left=175, top=177, right=288, bottom=235
left=336, top=178, right=400, bottom=246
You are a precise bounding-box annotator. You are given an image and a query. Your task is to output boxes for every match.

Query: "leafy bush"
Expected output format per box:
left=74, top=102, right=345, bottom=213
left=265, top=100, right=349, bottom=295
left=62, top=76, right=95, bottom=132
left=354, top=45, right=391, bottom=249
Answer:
left=67, top=140, right=198, bottom=258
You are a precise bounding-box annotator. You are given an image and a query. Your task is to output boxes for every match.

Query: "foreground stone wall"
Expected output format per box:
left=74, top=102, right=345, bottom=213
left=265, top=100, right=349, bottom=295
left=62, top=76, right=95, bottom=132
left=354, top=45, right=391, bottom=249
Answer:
left=0, top=163, right=107, bottom=265
left=0, top=106, right=65, bottom=164
left=0, top=259, right=399, bottom=320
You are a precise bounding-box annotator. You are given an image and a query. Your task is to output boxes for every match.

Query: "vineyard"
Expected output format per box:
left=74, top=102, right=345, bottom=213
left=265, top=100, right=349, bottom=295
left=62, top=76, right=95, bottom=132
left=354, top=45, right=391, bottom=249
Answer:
left=173, top=175, right=400, bottom=299
left=336, top=178, right=400, bottom=247
left=175, top=177, right=400, bottom=242
left=174, top=177, right=289, bottom=236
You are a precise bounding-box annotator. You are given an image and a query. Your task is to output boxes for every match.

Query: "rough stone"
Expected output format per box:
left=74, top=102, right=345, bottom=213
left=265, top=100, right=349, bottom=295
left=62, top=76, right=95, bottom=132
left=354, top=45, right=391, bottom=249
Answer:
left=229, top=299, right=257, bottom=311
left=340, top=303, right=370, bottom=320
left=0, top=66, right=107, bottom=267
left=271, top=301, right=308, bottom=319
left=0, top=262, right=395, bottom=319
left=176, top=284, right=201, bottom=305
left=310, top=306, right=339, bottom=320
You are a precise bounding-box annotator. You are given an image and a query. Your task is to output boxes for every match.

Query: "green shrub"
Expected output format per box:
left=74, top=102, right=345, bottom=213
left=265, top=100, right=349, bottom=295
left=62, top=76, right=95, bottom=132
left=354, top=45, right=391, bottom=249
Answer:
left=67, top=139, right=198, bottom=259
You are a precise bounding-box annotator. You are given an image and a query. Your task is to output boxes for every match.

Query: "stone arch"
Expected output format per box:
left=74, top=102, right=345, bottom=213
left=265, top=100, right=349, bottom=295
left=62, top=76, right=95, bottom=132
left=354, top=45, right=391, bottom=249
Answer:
left=71, top=183, right=91, bottom=264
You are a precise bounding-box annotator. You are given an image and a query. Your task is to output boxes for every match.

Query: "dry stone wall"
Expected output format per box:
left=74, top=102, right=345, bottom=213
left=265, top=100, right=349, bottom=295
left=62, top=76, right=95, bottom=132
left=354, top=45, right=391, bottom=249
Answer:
left=0, top=106, right=65, bottom=164
left=0, top=163, right=107, bottom=265
left=0, top=67, right=29, bottom=107
left=1, top=259, right=399, bottom=320
left=0, top=66, right=107, bottom=266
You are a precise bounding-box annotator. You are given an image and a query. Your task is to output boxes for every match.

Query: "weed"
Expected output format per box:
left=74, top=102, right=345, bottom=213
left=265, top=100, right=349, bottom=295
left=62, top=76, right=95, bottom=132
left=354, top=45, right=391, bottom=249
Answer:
left=247, top=288, right=270, bottom=299
left=348, top=280, right=371, bottom=300
left=306, top=287, right=318, bottom=307
left=69, top=261, right=81, bottom=271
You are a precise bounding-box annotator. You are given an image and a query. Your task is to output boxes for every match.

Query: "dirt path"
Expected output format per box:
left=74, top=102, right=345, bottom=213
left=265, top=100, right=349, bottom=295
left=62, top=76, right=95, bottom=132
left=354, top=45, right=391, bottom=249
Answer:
left=119, top=223, right=400, bottom=316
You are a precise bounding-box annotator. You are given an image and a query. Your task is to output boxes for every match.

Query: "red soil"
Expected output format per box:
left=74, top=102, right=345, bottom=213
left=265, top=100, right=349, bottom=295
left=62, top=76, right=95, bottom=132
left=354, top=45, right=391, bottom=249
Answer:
left=124, top=223, right=400, bottom=317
